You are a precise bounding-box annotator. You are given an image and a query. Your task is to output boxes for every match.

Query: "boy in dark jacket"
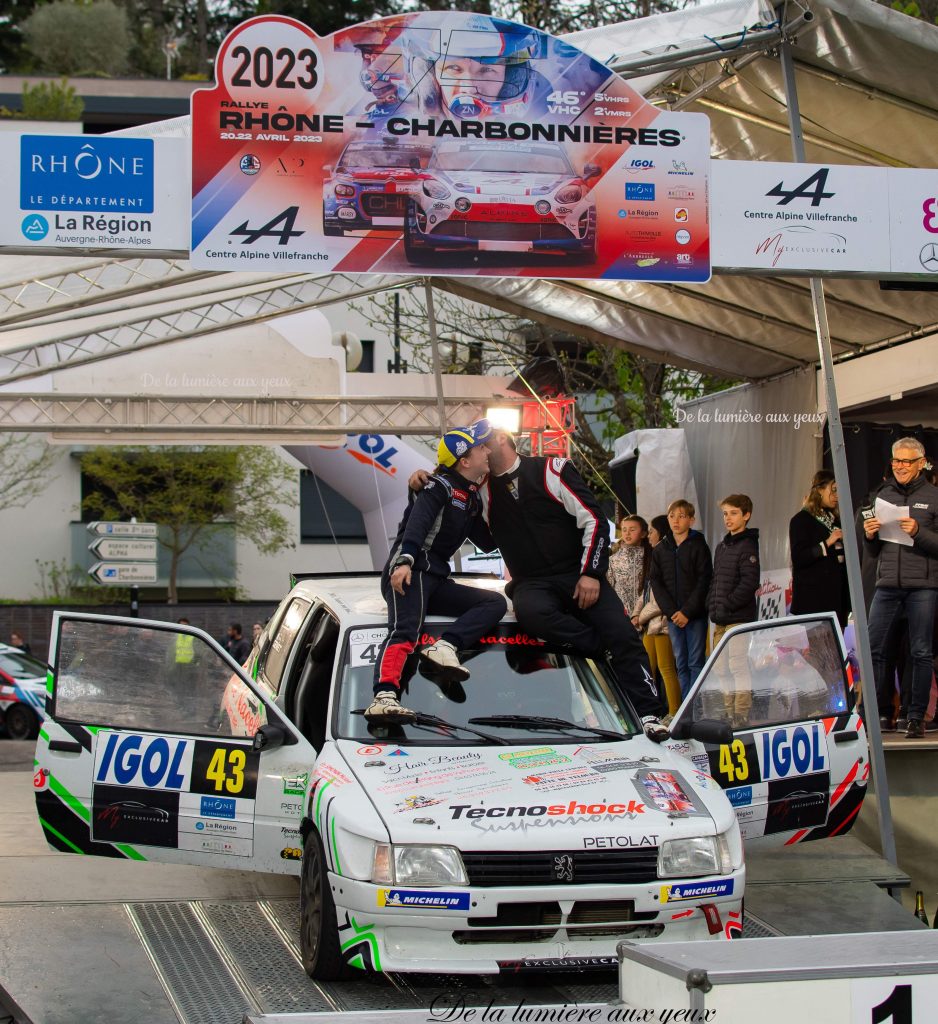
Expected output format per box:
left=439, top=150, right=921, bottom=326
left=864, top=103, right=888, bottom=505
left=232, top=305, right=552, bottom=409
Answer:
left=366, top=425, right=507, bottom=721
left=708, top=494, right=761, bottom=725
left=651, top=499, right=713, bottom=700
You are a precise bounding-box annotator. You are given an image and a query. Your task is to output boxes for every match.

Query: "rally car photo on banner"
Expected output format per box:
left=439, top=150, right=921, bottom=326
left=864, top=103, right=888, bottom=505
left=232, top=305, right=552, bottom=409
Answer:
left=33, top=576, right=867, bottom=979
left=190, top=12, right=711, bottom=282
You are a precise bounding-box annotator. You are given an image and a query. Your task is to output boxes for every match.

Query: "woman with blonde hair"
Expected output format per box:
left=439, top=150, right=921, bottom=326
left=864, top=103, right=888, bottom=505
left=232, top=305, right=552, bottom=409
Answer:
left=789, top=469, right=850, bottom=627
left=610, top=514, right=681, bottom=717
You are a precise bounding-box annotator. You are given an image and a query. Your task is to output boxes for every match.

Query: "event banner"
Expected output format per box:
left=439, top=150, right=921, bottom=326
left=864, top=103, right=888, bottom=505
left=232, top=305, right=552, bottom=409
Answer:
left=0, top=134, right=189, bottom=252
left=712, top=161, right=891, bottom=273
left=888, top=168, right=938, bottom=276
left=190, top=13, right=711, bottom=282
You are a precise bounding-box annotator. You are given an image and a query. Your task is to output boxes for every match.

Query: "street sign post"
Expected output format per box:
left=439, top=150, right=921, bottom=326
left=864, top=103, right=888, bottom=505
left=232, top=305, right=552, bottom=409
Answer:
left=86, top=521, right=159, bottom=614
left=88, top=538, right=158, bottom=561
left=87, top=521, right=158, bottom=537
left=88, top=562, right=159, bottom=585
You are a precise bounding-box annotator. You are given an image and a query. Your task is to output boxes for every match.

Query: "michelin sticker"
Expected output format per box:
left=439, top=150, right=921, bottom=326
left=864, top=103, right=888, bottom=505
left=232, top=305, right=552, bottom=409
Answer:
left=660, top=878, right=735, bottom=903
left=378, top=889, right=470, bottom=910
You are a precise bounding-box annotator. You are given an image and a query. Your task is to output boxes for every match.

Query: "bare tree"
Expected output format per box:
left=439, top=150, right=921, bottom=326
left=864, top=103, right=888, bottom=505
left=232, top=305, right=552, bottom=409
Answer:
left=357, top=288, right=736, bottom=490
left=0, top=435, right=60, bottom=514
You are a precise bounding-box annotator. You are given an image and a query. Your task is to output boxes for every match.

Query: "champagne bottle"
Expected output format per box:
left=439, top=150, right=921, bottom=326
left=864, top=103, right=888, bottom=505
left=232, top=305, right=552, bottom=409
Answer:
left=914, top=890, right=929, bottom=926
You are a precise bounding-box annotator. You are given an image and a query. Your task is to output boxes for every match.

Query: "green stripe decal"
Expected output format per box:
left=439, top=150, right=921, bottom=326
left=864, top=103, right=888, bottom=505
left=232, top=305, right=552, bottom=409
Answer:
left=48, top=774, right=90, bottom=823
left=46, top=671, right=53, bottom=697
left=39, top=729, right=49, bottom=744
left=340, top=916, right=381, bottom=971
left=314, top=779, right=332, bottom=833
left=116, top=843, right=146, bottom=861
left=39, top=816, right=83, bottom=854
left=330, top=815, right=342, bottom=876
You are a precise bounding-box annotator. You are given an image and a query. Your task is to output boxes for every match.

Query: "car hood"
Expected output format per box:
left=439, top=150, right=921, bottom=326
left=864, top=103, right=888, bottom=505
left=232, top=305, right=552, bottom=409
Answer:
left=435, top=170, right=570, bottom=196
left=336, top=738, right=733, bottom=849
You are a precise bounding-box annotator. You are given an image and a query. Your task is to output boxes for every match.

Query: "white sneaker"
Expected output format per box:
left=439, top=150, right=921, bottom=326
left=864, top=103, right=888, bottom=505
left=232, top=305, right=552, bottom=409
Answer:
left=365, top=690, right=416, bottom=721
left=419, top=640, right=470, bottom=682
left=642, top=716, right=670, bottom=743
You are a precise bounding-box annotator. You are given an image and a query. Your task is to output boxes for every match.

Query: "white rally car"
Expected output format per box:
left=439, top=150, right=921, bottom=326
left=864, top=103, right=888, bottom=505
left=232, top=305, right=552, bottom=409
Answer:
left=402, top=141, right=599, bottom=265
left=34, top=575, right=867, bottom=978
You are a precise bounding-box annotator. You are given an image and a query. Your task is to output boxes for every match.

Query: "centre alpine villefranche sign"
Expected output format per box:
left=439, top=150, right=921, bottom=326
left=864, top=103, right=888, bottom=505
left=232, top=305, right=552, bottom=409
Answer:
left=191, top=13, right=711, bottom=282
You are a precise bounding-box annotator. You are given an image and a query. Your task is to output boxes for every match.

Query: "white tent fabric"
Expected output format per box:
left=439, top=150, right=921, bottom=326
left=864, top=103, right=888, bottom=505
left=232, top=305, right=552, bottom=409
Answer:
left=2, top=0, right=938, bottom=385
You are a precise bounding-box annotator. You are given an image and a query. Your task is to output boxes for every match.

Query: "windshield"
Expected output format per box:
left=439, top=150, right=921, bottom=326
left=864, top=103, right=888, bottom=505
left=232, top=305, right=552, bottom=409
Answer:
left=431, top=146, right=572, bottom=176
left=0, top=651, right=46, bottom=680
left=339, top=145, right=427, bottom=169
left=335, top=625, right=639, bottom=744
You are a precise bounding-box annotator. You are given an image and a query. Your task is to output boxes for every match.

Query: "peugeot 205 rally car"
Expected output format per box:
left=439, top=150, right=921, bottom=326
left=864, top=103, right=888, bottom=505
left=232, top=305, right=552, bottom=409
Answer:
left=402, top=141, right=600, bottom=264
left=322, top=139, right=432, bottom=236
left=0, top=642, right=47, bottom=740
left=34, top=574, right=867, bottom=978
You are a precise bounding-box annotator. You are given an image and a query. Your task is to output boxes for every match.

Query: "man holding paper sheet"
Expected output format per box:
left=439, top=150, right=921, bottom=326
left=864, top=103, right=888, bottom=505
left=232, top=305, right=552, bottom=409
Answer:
left=862, top=438, right=938, bottom=738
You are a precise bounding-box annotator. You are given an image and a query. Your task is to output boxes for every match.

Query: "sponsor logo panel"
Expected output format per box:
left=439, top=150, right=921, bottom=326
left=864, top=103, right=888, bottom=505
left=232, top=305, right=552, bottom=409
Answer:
left=378, top=889, right=470, bottom=910
left=660, top=878, right=735, bottom=903
left=178, top=832, right=254, bottom=857
left=91, top=783, right=179, bottom=847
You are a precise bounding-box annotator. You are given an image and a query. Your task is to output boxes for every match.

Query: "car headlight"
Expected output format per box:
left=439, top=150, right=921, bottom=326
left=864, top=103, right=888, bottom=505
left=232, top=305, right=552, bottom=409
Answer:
left=334, top=184, right=355, bottom=198
left=372, top=844, right=468, bottom=886
left=658, top=832, right=734, bottom=878
left=422, top=180, right=450, bottom=200
left=555, top=185, right=582, bottom=205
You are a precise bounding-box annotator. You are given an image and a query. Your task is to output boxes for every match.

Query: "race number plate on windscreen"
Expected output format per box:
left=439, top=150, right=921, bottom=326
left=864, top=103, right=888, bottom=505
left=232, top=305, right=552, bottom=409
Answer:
left=349, top=628, right=389, bottom=668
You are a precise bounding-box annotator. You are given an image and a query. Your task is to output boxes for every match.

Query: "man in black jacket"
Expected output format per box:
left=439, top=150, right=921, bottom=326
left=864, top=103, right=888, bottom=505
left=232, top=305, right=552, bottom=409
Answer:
left=862, top=438, right=938, bottom=739
left=650, top=500, right=713, bottom=701
left=367, top=426, right=506, bottom=721
left=708, top=494, right=760, bottom=725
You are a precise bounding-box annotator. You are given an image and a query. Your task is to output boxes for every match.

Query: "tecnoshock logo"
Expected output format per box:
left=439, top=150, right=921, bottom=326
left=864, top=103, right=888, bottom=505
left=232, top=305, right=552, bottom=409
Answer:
left=449, top=799, right=645, bottom=820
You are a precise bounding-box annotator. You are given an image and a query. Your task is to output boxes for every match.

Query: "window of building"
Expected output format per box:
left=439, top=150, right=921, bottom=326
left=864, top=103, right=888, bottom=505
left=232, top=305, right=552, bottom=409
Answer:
left=300, top=472, right=367, bottom=543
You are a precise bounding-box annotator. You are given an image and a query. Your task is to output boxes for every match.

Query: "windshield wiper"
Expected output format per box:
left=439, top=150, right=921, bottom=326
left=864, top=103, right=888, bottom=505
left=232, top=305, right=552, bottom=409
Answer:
left=469, top=714, right=630, bottom=741
left=352, top=709, right=508, bottom=745
left=410, top=713, right=509, bottom=745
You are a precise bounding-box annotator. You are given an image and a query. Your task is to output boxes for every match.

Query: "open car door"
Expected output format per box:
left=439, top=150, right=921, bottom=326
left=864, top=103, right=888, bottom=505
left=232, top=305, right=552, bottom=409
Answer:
left=34, top=613, right=318, bottom=871
left=666, top=613, right=869, bottom=847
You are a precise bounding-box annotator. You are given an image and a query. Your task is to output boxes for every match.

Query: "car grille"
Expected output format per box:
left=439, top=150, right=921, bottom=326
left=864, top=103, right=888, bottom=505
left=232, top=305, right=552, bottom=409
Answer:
left=452, top=900, right=659, bottom=944
left=361, top=193, right=407, bottom=217
left=461, top=849, right=659, bottom=887
left=430, top=221, right=572, bottom=241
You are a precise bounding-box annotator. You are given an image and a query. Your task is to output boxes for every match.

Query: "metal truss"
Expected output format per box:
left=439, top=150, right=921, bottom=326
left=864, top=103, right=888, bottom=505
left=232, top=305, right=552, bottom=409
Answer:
left=0, top=273, right=420, bottom=385
left=0, top=258, right=208, bottom=327
left=0, top=393, right=497, bottom=437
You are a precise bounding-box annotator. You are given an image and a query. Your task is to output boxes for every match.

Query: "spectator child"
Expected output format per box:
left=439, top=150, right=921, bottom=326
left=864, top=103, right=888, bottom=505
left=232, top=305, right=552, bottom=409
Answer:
left=651, top=499, right=713, bottom=699
left=708, top=494, right=761, bottom=725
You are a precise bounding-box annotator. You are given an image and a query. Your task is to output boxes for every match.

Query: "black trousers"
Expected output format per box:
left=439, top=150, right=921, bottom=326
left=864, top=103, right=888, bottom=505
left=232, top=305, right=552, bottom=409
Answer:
left=511, top=573, right=660, bottom=718
left=373, top=572, right=507, bottom=694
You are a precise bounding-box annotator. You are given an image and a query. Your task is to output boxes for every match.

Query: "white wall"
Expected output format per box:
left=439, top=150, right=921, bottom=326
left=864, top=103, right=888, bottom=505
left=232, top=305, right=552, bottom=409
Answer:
left=0, top=438, right=79, bottom=600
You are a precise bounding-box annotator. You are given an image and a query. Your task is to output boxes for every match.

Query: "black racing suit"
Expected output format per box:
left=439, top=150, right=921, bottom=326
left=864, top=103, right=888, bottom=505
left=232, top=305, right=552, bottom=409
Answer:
left=480, top=455, right=659, bottom=718
left=374, top=467, right=506, bottom=694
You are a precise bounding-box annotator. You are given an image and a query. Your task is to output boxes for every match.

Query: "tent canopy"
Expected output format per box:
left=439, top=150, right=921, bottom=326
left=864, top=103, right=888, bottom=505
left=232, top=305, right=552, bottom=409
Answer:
left=1, top=0, right=937, bottom=389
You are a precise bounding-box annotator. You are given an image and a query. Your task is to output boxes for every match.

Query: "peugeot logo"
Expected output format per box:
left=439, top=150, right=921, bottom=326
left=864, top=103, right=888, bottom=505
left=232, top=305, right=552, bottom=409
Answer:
left=920, top=243, right=938, bottom=273
left=552, top=854, right=574, bottom=882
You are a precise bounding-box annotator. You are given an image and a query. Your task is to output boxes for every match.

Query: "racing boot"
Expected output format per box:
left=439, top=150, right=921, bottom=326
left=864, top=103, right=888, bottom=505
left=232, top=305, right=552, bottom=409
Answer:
left=419, top=640, right=470, bottom=683
left=365, top=690, right=416, bottom=722
left=642, top=715, right=670, bottom=744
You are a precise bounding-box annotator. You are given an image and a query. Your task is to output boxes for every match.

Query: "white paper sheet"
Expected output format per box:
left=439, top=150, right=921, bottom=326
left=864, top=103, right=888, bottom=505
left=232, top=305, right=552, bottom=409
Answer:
left=874, top=497, right=914, bottom=546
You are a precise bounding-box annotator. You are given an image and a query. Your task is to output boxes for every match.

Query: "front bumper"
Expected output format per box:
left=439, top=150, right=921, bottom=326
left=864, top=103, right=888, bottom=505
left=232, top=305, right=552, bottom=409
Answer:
left=331, top=867, right=745, bottom=974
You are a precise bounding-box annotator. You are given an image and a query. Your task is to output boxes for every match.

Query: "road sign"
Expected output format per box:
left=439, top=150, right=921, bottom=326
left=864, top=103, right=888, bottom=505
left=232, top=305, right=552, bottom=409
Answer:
left=87, top=521, right=158, bottom=537
left=89, top=538, right=158, bottom=561
left=89, top=562, right=159, bottom=584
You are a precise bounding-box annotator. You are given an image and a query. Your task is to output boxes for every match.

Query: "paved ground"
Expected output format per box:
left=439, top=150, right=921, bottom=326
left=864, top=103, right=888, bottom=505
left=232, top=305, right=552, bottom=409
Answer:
left=0, top=742, right=34, bottom=774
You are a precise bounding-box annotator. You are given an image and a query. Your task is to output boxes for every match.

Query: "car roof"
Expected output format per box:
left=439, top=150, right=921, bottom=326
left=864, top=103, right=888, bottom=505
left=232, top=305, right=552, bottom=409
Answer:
left=289, top=573, right=514, bottom=628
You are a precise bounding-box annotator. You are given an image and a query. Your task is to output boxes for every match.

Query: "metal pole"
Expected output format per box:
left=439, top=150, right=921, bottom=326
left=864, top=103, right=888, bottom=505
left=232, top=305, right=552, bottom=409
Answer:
left=779, top=38, right=898, bottom=869
left=424, top=278, right=448, bottom=435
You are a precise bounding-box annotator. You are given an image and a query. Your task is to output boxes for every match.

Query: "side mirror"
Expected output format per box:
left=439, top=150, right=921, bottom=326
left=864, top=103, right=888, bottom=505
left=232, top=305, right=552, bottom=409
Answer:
left=409, top=156, right=421, bottom=171
left=253, top=723, right=288, bottom=753
left=669, top=718, right=733, bottom=745
left=583, top=162, right=601, bottom=180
